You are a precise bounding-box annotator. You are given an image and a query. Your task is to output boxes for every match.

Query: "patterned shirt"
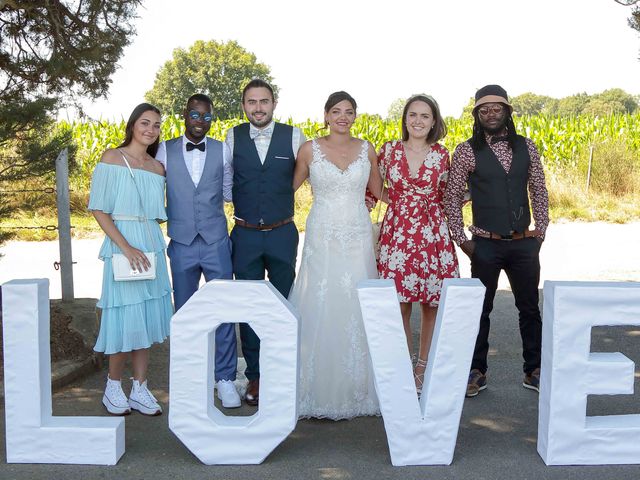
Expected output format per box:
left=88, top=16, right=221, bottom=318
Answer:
left=443, top=134, right=549, bottom=246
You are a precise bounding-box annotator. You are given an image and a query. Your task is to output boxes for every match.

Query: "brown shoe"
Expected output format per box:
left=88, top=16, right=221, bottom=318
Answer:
left=466, top=369, right=487, bottom=398
left=245, top=378, right=259, bottom=406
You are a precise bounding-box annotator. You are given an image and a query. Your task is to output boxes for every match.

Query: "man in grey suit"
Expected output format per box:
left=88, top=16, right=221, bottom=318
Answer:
left=156, top=93, right=240, bottom=408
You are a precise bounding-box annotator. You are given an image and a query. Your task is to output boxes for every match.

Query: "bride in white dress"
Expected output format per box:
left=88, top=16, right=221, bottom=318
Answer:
left=290, top=91, right=384, bottom=420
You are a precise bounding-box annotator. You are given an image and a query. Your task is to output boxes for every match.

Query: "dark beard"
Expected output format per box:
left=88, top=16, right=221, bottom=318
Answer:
left=482, top=121, right=507, bottom=136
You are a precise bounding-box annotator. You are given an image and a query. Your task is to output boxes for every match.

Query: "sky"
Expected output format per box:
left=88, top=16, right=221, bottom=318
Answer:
left=69, top=0, right=640, bottom=122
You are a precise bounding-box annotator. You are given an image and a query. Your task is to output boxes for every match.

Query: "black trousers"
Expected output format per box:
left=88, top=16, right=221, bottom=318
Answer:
left=470, top=236, right=542, bottom=375
left=230, top=222, right=299, bottom=380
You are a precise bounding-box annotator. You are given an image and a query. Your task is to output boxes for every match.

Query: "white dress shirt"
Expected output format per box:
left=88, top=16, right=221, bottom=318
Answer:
left=156, top=135, right=233, bottom=202
left=224, top=121, right=306, bottom=165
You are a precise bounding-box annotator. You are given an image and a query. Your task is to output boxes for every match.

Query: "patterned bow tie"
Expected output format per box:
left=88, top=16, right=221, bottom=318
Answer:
left=249, top=126, right=273, bottom=140
left=186, top=142, right=205, bottom=152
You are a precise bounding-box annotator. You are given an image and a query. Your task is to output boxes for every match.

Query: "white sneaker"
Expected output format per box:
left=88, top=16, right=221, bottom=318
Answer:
left=129, top=379, right=162, bottom=416
left=102, top=376, right=131, bottom=415
left=216, top=379, right=241, bottom=408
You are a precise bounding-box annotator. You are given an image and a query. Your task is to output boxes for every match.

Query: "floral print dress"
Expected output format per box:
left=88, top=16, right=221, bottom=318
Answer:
left=377, top=140, right=459, bottom=305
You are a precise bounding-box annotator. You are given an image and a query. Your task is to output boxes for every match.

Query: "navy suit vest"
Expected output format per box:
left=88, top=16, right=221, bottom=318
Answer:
left=231, top=123, right=295, bottom=225
left=165, top=137, right=228, bottom=245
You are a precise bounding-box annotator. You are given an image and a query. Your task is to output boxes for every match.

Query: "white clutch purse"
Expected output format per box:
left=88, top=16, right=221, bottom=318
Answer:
left=112, top=252, right=157, bottom=281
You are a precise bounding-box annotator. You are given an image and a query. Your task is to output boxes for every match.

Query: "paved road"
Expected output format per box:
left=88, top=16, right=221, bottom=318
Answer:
left=1, top=223, right=639, bottom=479
left=2, top=222, right=640, bottom=298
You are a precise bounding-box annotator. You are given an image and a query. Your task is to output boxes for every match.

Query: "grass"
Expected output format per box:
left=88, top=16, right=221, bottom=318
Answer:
left=0, top=213, right=102, bottom=241
left=3, top=185, right=638, bottom=242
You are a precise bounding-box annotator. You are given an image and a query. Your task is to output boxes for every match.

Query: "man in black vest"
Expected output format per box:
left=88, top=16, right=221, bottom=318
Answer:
left=224, top=79, right=305, bottom=406
left=444, top=84, right=549, bottom=398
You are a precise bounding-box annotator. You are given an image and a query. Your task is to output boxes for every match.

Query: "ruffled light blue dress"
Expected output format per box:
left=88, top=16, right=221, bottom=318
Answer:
left=88, top=162, right=173, bottom=354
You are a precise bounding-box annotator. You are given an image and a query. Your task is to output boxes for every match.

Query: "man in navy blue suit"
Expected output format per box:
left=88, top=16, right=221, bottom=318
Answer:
left=224, top=79, right=305, bottom=406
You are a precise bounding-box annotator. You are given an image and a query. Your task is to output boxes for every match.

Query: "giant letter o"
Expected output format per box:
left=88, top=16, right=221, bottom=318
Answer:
left=169, top=280, right=299, bottom=464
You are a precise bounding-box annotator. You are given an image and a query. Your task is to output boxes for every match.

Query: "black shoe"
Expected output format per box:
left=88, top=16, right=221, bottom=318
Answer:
left=523, top=368, right=540, bottom=392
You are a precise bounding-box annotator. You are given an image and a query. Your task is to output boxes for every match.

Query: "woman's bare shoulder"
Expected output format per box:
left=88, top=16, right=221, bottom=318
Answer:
left=99, top=148, right=124, bottom=166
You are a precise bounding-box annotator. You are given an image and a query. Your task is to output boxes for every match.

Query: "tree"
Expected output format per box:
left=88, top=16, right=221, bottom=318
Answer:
left=593, top=88, right=638, bottom=113
left=386, top=97, right=406, bottom=121
left=615, top=0, right=640, bottom=55
left=145, top=40, right=276, bottom=119
left=511, top=93, right=558, bottom=116
left=615, top=1, right=640, bottom=30
left=459, top=97, right=475, bottom=119
left=556, top=93, right=591, bottom=116
left=582, top=98, right=625, bottom=116
left=0, top=1, right=142, bottom=248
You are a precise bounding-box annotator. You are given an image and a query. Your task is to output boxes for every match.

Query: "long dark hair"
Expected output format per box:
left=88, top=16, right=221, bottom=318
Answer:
left=401, top=94, right=447, bottom=143
left=118, top=103, right=162, bottom=157
left=469, top=106, right=518, bottom=152
left=322, top=91, right=357, bottom=129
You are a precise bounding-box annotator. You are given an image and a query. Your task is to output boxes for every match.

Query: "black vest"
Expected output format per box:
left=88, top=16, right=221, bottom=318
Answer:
left=231, top=122, right=295, bottom=225
left=468, top=135, right=531, bottom=235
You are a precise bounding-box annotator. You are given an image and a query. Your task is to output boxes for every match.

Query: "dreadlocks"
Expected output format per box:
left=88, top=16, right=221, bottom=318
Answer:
left=469, top=109, right=519, bottom=152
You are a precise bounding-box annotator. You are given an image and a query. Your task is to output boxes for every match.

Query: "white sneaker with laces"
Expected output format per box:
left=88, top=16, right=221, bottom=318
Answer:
left=216, top=379, right=241, bottom=408
left=102, top=376, right=131, bottom=415
left=129, top=379, right=162, bottom=416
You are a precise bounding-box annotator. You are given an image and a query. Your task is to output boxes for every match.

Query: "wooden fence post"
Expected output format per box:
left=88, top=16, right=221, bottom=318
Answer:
left=585, top=144, right=594, bottom=193
left=55, top=148, right=74, bottom=301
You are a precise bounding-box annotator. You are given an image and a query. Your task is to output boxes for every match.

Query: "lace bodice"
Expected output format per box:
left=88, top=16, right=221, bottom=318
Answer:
left=291, top=138, right=380, bottom=420
left=307, top=139, right=371, bottom=232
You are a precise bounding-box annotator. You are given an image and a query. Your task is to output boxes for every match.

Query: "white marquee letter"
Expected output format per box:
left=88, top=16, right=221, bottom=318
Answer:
left=169, top=280, right=299, bottom=464
left=2, top=279, right=124, bottom=465
left=538, top=281, right=640, bottom=465
left=357, top=278, right=485, bottom=465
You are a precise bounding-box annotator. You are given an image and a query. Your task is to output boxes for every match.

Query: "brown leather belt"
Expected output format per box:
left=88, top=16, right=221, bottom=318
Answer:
left=234, top=217, right=294, bottom=231
left=474, top=230, right=538, bottom=241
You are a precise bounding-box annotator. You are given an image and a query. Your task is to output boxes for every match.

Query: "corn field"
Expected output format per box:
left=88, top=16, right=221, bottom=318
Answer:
left=64, top=113, right=640, bottom=190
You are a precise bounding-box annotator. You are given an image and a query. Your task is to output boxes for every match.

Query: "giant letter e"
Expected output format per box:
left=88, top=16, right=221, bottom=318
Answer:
left=538, top=281, right=640, bottom=465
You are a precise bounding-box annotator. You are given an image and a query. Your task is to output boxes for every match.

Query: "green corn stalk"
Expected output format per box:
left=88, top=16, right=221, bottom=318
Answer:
left=65, top=113, right=640, bottom=189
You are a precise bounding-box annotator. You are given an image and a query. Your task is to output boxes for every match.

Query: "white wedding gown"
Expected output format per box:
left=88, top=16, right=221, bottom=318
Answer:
left=290, top=139, right=380, bottom=420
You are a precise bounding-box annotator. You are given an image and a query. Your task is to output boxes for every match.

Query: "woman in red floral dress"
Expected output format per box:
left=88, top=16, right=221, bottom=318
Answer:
left=377, top=94, right=459, bottom=394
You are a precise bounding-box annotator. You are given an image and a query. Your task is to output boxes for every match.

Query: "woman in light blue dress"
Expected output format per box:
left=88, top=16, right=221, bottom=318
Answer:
left=88, top=103, right=172, bottom=416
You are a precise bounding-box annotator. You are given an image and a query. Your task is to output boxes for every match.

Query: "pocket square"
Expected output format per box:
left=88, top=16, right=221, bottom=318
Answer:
left=274, top=155, right=290, bottom=160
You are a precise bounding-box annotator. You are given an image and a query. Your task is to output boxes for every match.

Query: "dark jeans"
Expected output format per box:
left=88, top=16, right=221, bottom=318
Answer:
left=470, top=236, right=542, bottom=375
left=230, top=222, right=299, bottom=380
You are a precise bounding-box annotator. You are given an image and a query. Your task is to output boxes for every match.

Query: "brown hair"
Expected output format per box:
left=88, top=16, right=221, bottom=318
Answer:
left=322, top=91, right=357, bottom=129
left=242, top=78, right=275, bottom=103
left=324, top=91, right=357, bottom=113
left=401, top=94, right=447, bottom=143
left=118, top=103, right=161, bottom=157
